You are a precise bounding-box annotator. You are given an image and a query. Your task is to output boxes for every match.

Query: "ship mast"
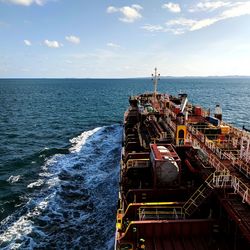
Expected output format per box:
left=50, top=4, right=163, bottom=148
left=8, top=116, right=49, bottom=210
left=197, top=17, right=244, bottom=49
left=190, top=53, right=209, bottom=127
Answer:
left=152, top=67, right=160, bottom=104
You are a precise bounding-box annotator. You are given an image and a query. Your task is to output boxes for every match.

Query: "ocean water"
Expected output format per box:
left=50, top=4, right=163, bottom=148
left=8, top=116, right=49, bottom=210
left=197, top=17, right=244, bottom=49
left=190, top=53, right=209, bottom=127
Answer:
left=0, top=77, right=249, bottom=249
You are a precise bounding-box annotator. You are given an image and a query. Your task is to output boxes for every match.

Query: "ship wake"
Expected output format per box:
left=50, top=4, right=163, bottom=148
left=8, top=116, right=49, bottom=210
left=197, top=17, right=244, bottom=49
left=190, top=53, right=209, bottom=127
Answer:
left=0, top=125, right=122, bottom=250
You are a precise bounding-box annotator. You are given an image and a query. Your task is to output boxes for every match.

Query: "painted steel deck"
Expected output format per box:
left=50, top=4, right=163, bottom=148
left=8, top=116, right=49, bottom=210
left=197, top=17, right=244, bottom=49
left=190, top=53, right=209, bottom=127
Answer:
left=115, top=72, right=250, bottom=249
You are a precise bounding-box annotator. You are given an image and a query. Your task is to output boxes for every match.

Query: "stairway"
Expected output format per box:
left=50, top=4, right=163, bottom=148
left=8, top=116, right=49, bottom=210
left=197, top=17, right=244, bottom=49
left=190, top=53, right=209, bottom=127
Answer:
left=183, top=173, right=214, bottom=217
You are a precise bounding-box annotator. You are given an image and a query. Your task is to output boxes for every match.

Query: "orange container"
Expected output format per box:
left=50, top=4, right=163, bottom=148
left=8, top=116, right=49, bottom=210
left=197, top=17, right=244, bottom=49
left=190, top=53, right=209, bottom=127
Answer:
left=220, top=125, right=230, bottom=134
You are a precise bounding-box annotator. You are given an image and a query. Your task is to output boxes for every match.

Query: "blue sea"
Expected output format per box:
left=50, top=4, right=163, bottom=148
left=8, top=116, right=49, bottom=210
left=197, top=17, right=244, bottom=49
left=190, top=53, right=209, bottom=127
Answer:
left=0, top=78, right=250, bottom=249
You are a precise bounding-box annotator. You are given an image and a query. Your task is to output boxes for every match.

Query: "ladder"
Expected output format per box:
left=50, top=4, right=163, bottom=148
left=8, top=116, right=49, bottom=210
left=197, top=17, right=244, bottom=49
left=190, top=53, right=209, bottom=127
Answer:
left=183, top=173, right=214, bottom=217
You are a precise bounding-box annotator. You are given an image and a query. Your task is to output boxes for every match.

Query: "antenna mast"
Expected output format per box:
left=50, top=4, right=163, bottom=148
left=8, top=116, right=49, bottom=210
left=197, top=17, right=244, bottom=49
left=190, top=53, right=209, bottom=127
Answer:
left=152, top=67, right=160, bottom=103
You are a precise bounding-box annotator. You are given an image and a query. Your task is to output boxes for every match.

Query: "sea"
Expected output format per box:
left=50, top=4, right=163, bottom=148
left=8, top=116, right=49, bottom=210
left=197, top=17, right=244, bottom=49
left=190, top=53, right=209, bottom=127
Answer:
left=0, top=77, right=249, bottom=249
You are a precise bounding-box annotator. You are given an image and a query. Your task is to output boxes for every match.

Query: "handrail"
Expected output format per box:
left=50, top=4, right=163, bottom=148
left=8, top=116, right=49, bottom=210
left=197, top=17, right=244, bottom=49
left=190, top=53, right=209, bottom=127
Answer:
left=126, top=159, right=150, bottom=169
left=208, top=154, right=250, bottom=204
left=183, top=173, right=214, bottom=215
left=187, top=123, right=250, bottom=205
left=139, top=206, right=184, bottom=220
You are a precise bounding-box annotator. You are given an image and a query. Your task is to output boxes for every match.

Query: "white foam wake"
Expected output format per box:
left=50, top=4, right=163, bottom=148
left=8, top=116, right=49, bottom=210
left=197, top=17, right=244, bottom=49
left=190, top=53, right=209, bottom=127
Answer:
left=27, top=179, right=44, bottom=188
left=69, top=127, right=101, bottom=153
left=0, top=193, right=55, bottom=249
left=0, top=125, right=122, bottom=250
left=7, top=175, right=21, bottom=184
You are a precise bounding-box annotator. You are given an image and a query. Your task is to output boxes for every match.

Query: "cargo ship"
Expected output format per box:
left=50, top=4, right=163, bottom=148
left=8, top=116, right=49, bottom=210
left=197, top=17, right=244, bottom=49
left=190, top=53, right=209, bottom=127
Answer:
left=115, top=69, right=250, bottom=250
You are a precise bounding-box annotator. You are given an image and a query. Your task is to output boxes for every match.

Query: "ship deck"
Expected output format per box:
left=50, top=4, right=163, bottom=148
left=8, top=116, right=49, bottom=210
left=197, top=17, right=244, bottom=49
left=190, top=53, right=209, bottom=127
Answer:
left=116, top=89, right=250, bottom=250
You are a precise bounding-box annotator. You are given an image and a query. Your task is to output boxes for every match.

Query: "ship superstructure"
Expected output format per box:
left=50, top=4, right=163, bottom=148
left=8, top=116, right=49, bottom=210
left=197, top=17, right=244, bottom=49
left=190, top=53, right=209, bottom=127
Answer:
left=115, top=69, right=250, bottom=250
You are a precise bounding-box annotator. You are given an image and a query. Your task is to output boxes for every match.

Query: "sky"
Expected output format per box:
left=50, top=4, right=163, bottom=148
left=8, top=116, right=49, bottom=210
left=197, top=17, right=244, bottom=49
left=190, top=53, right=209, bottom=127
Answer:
left=0, top=0, right=250, bottom=78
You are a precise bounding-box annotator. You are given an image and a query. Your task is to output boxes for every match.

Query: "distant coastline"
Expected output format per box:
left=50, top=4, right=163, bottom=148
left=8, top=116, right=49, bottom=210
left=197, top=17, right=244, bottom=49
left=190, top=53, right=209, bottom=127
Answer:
left=161, top=75, right=250, bottom=79
left=0, top=75, right=250, bottom=80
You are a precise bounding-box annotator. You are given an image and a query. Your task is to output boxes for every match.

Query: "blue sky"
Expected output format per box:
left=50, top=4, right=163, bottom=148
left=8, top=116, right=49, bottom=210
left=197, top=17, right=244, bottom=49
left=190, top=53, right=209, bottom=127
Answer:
left=0, top=0, right=250, bottom=78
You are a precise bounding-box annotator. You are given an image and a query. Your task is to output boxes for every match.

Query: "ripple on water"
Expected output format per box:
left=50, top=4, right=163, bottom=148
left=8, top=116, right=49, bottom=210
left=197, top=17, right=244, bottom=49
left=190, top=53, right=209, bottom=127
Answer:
left=0, top=125, right=122, bottom=250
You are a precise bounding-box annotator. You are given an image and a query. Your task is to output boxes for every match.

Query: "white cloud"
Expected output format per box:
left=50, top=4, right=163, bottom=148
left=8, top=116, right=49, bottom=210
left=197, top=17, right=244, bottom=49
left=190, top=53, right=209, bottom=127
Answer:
left=44, top=39, right=62, bottom=48
left=107, top=5, right=143, bottom=23
left=166, top=28, right=186, bottom=35
left=221, top=1, right=250, bottom=18
left=35, top=0, right=45, bottom=5
left=1, top=0, right=47, bottom=6
left=145, top=1, right=250, bottom=34
left=162, top=2, right=181, bottom=13
left=141, top=24, right=164, bottom=32
left=24, top=39, right=31, bottom=46
left=189, top=1, right=231, bottom=12
left=107, top=6, right=118, bottom=13
left=190, top=1, right=250, bottom=31
left=120, top=6, right=142, bottom=22
left=165, top=17, right=220, bottom=33
left=165, top=18, right=197, bottom=34
left=190, top=18, right=218, bottom=31
left=65, top=35, right=80, bottom=44
left=131, top=4, right=143, bottom=11
left=166, top=18, right=196, bottom=27
left=107, top=42, right=120, bottom=48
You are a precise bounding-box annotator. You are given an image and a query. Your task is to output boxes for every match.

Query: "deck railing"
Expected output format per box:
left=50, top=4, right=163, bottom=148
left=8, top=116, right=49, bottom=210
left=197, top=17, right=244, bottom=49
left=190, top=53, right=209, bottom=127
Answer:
left=187, top=123, right=250, bottom=205
left=126, top=159, right=150, bottom=169
left=138, top=206, right=184, bottom=220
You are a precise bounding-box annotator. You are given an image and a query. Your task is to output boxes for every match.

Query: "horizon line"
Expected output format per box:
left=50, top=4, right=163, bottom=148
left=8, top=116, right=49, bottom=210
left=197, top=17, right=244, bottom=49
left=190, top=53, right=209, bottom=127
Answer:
left=1, top=75, right=250, bottom=80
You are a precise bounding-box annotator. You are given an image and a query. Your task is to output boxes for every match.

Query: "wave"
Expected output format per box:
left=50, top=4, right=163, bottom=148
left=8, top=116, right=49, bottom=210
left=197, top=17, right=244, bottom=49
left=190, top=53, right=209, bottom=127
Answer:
left=0, top=125, right=122, bottom=250
left=27, top=179, right=44, bottom=189
left=6, top=175, right=21, bottom=184
left=38, top=147, right=70, bottom=158
left=3, top=147, right=70, bottom=174
left=69, top=127, right=101, bottom=153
